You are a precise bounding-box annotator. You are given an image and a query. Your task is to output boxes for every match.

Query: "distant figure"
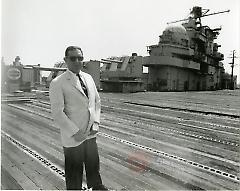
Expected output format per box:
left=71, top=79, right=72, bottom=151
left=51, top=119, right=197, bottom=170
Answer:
left=49, top=46, right=107, bottom=190
left=13, top=56, right=22, bottom=66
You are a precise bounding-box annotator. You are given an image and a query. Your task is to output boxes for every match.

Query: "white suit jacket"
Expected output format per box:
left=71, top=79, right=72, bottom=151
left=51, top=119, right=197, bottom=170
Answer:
left=49, top=70, right=101, bottom=147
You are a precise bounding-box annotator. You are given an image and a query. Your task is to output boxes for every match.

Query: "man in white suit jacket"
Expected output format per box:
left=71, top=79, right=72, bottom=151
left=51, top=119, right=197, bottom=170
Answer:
left=49, top=46, right=107, bottom=190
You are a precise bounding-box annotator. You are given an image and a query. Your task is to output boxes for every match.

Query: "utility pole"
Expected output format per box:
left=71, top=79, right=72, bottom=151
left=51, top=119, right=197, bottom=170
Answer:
left=229, top=50, right=236, bottom=90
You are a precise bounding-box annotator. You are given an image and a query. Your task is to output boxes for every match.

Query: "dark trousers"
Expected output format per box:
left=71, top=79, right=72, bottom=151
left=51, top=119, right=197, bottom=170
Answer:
left=63, top=138, right=103, bottom=190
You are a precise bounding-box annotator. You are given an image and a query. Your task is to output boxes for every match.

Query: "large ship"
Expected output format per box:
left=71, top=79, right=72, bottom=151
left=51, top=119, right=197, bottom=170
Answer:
left=2, top=7, right=233, bottom=93
left=101, top=6, right=231, bottom=92
left=100, top=54, right=146, bottom=92
left=144, top=6, right=229, bottom=91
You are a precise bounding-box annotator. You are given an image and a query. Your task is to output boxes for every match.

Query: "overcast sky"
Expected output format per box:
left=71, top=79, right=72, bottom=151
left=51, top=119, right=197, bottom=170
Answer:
left=1, top=0, right=240, bottom=82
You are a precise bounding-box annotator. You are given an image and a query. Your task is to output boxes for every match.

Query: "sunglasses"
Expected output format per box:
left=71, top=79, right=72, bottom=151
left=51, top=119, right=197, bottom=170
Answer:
left=67, top=56, right=84, bottom=62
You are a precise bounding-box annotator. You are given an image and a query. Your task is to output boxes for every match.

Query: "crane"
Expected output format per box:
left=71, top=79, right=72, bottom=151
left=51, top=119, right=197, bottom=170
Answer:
left=167, top=6, right=230, bottom=25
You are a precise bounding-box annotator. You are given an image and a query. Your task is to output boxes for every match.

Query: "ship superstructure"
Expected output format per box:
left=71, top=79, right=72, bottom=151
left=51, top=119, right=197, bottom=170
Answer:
left=100, top=53, right=146, bottom=92
left=144, top=6, right=229, bottom=91
left=46, top=60, right=101, bottom=89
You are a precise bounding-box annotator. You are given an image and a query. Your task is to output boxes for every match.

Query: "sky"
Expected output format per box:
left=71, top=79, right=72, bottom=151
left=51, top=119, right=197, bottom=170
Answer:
left=1, top=0, right=240, bottom=82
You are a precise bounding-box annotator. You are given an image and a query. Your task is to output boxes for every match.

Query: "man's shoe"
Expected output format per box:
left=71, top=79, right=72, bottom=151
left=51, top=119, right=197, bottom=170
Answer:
left=92, top=184, right=108, bottom=190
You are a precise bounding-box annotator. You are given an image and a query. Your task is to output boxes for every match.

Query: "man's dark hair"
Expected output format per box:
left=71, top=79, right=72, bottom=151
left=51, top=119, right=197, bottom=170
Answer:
left=65, top=46, right=83, bottom=57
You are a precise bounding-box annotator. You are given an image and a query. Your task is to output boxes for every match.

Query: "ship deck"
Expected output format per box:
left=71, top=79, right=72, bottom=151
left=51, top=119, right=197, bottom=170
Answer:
left=1, top=90, right=240, bottom=190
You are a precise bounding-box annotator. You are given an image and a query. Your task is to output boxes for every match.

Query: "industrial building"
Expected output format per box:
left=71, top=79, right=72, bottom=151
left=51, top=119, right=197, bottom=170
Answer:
left=1, top=57, right=41, bottom=93
left=1, top=57, right=100, bottom=93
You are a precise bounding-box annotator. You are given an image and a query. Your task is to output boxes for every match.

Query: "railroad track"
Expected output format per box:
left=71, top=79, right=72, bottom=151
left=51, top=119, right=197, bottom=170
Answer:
left=9, top=100, right=240, bottom=161
left=2, top=99, right=239, bottom=190
left=31, top=99, right=240, bottom=132
left=100, top=93, right=240, bottom=118
left=101, top=105, right=239, bottom=145
left=101, top=97, right=240, bottom=125
left=20, top=100, right=240, bottom=150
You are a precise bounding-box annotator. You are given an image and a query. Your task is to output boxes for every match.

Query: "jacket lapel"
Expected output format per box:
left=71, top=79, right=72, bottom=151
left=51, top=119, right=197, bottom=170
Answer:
left=65, top=70, right=86, bottom=96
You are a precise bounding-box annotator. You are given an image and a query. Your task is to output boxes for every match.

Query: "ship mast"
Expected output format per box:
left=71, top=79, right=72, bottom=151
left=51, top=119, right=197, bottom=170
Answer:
left=167, top=7, right=230, bottom=25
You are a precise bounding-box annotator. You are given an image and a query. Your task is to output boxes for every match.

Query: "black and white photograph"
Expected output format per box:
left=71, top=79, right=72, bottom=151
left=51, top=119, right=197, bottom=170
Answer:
left=1, top=0, right=240, bottom=190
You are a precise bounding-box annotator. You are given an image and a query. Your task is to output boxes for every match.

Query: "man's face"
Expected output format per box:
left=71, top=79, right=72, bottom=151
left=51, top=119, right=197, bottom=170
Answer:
left=64, top=49, right=84, bottom=74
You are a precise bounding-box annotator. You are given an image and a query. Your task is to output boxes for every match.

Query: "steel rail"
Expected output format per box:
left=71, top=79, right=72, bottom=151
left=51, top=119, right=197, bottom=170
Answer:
left=103, top=114, right=240, bottom=148
left=102, top=105, right=240, bottom=146
left=8, top=102, right=240, bottom=148
left=99, top=131, right=239, bottom=183
left=26, top=101, right=240, bottom=147
left=31, top=100, right=240, bottom=132
left=4, top=103, right=240, bottom=184
left=99, top=120, right=240, bottom=167
left=100, top=97, right=240, bottom=123
left=33, top=99, right=240, bottom=126
left=103, top=102, right=240, bottom=129
left=1, top=131, right=65, bottom=178
left=1, top=131, right=89, bottom=189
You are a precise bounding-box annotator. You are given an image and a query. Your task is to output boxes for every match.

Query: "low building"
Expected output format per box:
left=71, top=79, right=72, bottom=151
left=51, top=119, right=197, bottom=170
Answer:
left=1, top=57, right=41, bottom=93
left=221, top=73, right=238, bottom=89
